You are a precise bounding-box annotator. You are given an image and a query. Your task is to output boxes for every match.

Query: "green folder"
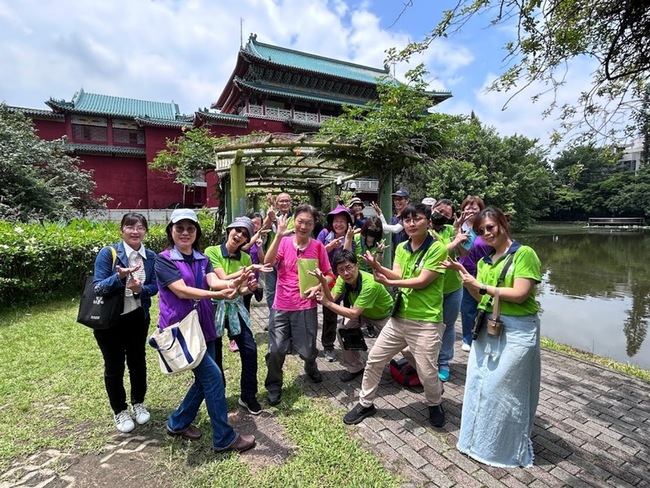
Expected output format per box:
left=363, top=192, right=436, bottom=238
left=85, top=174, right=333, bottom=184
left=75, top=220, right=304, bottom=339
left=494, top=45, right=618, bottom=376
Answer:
left=297, top=258, right=319, bottom=296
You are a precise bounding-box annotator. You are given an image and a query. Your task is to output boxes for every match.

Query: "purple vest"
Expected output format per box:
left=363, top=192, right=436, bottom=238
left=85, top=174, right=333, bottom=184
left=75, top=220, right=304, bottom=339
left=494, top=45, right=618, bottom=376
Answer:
left=157, top=248, right=217, bottom=342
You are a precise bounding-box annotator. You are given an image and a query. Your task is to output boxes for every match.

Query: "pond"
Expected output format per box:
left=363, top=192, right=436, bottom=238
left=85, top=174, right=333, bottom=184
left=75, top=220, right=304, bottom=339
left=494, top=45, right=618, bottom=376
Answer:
left=517, top=225, right=650, bottom=370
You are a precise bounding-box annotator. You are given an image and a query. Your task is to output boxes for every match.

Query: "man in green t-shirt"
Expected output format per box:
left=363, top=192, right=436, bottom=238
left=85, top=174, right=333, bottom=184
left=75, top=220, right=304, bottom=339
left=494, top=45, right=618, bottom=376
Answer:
left=312, top=250, right=393, bottom=382
left=343, top=203, right=448, bottom=429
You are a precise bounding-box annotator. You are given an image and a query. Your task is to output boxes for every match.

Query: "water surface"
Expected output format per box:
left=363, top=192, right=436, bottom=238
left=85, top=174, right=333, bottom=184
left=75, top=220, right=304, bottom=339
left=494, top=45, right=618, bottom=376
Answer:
left=517, top=225, right=650, bottom=370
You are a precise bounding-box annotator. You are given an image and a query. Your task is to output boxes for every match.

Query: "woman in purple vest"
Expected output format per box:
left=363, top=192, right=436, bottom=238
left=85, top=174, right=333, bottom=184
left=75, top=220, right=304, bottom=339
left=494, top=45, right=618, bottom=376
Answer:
left=154, top=209, right=256, bottom=453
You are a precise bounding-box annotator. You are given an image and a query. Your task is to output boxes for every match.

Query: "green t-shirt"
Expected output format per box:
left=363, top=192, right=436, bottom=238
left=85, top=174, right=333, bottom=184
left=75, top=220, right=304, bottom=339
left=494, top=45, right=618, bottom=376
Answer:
left=331, top=269, right=393, bottom=320
left=204, top=244, right=252, bottom=276
left=431, top=225, right=462, bottom=294
left=477, top=244, right=541, bottom=316
left=394, top=236, right=447, bottom=323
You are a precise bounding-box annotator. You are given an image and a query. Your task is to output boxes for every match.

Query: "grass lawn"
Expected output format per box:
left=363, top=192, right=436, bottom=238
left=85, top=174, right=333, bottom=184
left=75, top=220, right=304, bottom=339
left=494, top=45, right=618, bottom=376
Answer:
left=0, top=296, right=402, bottom=487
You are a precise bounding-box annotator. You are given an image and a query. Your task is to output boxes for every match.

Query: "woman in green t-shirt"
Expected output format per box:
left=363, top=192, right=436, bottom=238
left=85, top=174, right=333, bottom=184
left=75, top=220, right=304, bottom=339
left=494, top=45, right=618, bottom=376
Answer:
left=440, top=206, right=541, bottom=468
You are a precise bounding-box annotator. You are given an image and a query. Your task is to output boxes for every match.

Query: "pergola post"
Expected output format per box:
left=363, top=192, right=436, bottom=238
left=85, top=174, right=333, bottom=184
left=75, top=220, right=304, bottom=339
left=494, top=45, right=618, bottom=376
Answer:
left=378, top=170, right=394, bottom=265
left=230, top=149, right=246, bottom=222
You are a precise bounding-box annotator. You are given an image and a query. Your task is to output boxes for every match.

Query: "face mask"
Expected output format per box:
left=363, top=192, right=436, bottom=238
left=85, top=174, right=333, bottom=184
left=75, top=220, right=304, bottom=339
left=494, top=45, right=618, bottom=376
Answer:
left=431, top=211, right=448, bottom=227
left=366, top=229, right=383, bottom=239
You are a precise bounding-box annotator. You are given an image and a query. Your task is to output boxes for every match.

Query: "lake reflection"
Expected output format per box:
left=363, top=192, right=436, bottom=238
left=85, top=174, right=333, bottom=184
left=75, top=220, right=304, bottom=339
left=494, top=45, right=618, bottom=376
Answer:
left=517, top=226, right=650, bottom=370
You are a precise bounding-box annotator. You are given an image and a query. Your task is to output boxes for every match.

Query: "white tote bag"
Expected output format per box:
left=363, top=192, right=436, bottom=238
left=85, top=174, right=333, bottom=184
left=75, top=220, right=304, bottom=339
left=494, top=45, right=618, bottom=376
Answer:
left=148, top=309, right=207, bottom=374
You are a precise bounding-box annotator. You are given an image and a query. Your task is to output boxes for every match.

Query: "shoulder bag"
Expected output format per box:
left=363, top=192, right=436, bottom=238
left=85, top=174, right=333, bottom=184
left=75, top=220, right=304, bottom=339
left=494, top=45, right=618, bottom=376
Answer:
left=472, top=252, right=515, bottom=339
left=148, top=260, right=207, bottom=374
left=77, top=246, right=124, bottom=329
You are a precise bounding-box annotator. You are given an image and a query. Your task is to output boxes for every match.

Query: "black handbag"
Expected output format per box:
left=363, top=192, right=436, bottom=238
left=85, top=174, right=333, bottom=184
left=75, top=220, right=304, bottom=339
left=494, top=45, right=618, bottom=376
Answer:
left=77, top=247, right=124, bottom=330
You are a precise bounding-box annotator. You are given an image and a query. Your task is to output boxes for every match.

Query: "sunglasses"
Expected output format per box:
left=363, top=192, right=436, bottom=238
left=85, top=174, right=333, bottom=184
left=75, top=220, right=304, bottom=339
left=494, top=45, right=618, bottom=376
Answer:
left=477, top=224, right=497, bottom=236
left=232, top=227, right=250, bottom=239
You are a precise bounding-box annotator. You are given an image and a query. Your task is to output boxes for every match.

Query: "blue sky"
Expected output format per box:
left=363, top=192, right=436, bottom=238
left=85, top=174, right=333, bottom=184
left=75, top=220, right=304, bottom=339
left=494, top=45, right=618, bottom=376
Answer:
left=0, top=0, right=595, bottom=152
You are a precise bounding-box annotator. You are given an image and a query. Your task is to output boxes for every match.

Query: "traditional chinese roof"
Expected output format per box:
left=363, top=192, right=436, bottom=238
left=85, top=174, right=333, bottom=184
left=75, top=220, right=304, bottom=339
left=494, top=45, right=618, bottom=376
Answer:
left=193, top=110, right=249, bottom=128
left=233, top=78, right=369, bottom=108
left=243, top=35, right=391, bottom=84
left=6, top=105, right=65, bottom=121
left=46, top=88, right=183, bottom=119
left=213, top=34, right=452, bottom=113
left=135, top=115, right=194, bottom=129
left=64, top=143, right=146, bottom=157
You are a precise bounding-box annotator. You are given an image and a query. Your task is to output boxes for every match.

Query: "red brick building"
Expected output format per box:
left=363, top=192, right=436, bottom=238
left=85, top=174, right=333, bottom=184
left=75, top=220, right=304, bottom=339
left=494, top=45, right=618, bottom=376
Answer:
left=11, top=34, right=451, bottom=209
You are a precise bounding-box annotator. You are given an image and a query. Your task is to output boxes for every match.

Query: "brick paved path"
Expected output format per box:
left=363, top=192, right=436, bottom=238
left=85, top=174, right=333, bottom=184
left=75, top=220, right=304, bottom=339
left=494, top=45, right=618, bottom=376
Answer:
left=250, top=303, right=650, bottom=487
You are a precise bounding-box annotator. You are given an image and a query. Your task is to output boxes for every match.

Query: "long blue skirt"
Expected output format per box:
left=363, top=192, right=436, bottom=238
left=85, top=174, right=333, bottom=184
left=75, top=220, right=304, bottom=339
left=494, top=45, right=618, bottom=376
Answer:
left=457, top=313, right=541, bottom=468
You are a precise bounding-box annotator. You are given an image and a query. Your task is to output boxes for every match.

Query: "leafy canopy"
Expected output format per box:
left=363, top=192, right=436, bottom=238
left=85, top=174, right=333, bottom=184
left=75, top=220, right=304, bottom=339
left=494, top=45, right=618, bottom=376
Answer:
left=397, top=0, right=650, bottom=144
left=0, top=104, right=102, bottom=222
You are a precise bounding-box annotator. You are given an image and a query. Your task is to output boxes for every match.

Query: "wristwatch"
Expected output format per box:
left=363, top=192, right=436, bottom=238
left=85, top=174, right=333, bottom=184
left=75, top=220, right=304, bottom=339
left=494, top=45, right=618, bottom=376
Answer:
left=479, top=284, right=488, bottom=295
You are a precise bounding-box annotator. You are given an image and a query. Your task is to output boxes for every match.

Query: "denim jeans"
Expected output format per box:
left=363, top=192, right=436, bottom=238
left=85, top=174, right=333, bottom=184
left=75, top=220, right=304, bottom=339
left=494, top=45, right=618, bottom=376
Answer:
left=167, top=341, right=237, bottom=449
left=265, top=268, right=277, bottom=330
left=93, top=307, right=148, bottom=414
left=215, top=320, right=258, bottom=401
left=438, top=287, right=462, bottom=372
left=460, top=287, right=479, bottom=345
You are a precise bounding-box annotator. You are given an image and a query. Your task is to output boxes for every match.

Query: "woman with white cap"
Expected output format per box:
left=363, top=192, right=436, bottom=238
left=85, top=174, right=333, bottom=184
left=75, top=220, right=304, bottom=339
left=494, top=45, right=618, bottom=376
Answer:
left=154, top=209, right=256, bottom=453
left=205, top=216, right=272, bottom=416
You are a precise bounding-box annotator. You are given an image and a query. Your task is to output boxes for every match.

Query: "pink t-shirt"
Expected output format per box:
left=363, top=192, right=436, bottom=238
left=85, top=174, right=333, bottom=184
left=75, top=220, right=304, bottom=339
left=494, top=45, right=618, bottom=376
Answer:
left=274, top=236, right=331, bottom=311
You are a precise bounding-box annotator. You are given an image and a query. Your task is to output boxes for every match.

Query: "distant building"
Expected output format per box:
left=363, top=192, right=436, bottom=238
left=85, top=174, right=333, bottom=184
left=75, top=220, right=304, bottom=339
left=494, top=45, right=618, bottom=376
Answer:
left=10, top=34, right=452, bottom=209
left=618, top=137, right=645, bottom=173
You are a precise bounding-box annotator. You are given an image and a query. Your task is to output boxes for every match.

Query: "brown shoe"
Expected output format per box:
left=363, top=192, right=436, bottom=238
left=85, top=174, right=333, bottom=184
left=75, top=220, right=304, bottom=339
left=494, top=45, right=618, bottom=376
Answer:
left=166, top=424, right=202, bottom=441
left=214, top=433, right=256, bottom=453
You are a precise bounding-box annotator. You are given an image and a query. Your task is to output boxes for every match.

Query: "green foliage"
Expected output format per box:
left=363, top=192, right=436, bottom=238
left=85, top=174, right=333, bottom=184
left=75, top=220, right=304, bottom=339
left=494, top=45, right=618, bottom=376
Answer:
left=320, top=65, right=460, bottom=175
left=0, top=220, right=167, bottom=307
left=150, top=127, right=224, bottom=185
left=399, top=117, right=553, bottom=230
left=0, top=104, right=104, bottom=222
left=399, top=1, right=650, bottom=144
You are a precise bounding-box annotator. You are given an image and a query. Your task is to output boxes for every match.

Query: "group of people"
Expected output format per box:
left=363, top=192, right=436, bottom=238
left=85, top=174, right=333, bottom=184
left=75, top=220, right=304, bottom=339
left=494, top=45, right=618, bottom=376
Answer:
left=90, top=188, right=542, bottom=467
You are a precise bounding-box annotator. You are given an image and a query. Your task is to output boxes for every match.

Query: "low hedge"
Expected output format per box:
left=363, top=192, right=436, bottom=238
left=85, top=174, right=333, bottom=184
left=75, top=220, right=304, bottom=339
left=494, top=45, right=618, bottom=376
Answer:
left=0, top=214, right=220, bottom=307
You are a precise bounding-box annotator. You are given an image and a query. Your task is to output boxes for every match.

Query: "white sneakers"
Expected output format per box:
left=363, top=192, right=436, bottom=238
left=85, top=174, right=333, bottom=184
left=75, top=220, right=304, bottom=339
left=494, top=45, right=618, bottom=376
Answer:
left=461, top=343, right=471, bottom=352
left=114, top=404, right=150, bottom=433
left=132, top=403, right=151, bottom=425
left=114, top=410, right=135, bottom=433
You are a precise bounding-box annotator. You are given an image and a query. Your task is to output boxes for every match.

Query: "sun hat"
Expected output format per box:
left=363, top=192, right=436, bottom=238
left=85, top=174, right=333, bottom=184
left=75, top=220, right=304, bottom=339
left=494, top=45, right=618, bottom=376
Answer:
left=226, top=216, right=255, bottom=242
left=348, top=197, right=364, bottom=207
left=170, top=208, right=199, bottom=224
left=326, top=205, right=353, bottom=228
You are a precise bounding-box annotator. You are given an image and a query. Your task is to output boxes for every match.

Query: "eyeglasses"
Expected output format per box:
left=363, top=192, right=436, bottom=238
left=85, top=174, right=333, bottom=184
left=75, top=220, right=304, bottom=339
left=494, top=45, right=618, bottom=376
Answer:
left=295, top=219, right=314, bottom=227
left=277, top=199, right=292, bottom=204
left=403, top=216, right=427, bottom=225
left=123, top=225, right=146, bottom=233
left=336, top=264, right=356, bottom=275
left=174, top=225, right=197, bottom=234
left=477, top=224, right=497, bottom=236
left=233, top=227, right=250, bottom=239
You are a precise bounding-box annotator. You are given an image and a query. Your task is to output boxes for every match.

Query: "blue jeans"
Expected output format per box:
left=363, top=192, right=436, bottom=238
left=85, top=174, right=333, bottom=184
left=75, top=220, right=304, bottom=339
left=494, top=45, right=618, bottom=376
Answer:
left=167, top=341, right=237, bottom=449
left=460, top=287, right=479, bottom=345
left=438, top=288, right=462, bottom=372
left=265, top=268, right=277, bottom=330
left=215, top=321, right=258, bottom=401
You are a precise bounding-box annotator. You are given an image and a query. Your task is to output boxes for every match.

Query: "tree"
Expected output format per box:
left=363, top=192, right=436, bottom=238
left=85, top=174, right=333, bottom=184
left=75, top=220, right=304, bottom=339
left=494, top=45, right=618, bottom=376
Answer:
left=395, top=1, right=650, bottom=144
left=399, top=116, right=553, bottom=229
left=0, top=104, right=102, bottom=222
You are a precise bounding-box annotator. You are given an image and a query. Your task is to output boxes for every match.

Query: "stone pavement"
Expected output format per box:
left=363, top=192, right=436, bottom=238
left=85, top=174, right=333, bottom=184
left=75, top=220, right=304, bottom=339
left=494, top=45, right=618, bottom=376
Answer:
left=249, top=303, right=650, bottom=487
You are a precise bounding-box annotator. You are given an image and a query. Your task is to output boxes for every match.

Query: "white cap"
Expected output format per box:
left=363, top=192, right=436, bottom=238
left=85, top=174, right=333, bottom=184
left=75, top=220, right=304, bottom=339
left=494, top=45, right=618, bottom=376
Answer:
left=170, top=208, right=199, bottom=224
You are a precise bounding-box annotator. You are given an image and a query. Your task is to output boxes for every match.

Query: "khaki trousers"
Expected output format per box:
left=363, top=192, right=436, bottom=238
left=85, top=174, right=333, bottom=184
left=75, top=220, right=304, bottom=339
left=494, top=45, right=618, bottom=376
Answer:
left=359, top=316, right=444, bottom=407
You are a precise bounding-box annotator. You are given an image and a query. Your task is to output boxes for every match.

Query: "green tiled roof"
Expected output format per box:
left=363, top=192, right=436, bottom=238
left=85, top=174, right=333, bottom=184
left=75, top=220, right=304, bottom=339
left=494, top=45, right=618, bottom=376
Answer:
left=47, top=88, right=181, bottom=119
left=245, top=34, right=392, bottom=85
left=234, top=78, right=369, bottom=108
left=65, top=142, right=146, bottom=157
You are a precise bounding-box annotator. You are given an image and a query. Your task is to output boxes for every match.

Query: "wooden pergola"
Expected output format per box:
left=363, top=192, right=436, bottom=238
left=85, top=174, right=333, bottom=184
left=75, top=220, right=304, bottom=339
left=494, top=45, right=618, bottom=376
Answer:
left=213, top=131, right=397, bottom=261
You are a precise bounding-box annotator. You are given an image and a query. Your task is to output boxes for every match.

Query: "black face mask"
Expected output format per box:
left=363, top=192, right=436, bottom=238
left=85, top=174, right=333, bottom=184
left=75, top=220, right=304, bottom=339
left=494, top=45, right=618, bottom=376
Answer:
left=366, top=229, right=383, bottom=239
left=431, top=212, right=448, bottom=227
